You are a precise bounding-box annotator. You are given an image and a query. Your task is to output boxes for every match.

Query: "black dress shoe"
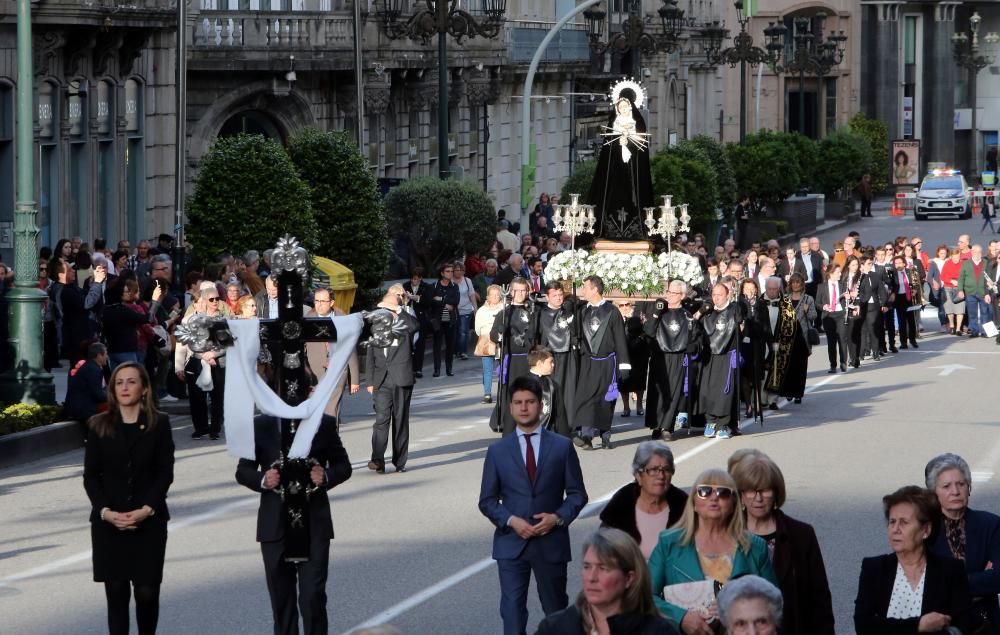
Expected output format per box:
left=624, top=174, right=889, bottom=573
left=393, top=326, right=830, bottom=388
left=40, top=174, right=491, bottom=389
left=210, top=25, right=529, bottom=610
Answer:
left=582, top=440, right=597, bottom=451
left=191, top=431, right=208, bottom=440
left=210, top=434, right=220, bottom=440
left=414, top=371, right=423, bottom=378
left=873, top=354, right=881, bottom=361
left=651, top=428, right=663, bottom=440
left=446, top=371, right=454, bottom=376
left=367, top=461, right=386, bottom=474
left=395, top=466, right=407, bottom=473
left=793, top=398, right=802, bottom=404
left=889, top=346, right=899, bottom=353
left=432, top=372, right=440, bottom=377
left=767, top=402, right=779, bottom=411
left=636, top=408, right=644, bottom=416
left=840, top=363, right=848, bottom=372
left=828, top=366, right=837, bottom=374
left=852, top=360, right=861, bottom=368
left=910, top=341, right=918, bottom=348
left=621, top=409, right=631, bottom=418
left=603, top=440, right=614, bottom=450
left=900, top=343, right=909, bottom=349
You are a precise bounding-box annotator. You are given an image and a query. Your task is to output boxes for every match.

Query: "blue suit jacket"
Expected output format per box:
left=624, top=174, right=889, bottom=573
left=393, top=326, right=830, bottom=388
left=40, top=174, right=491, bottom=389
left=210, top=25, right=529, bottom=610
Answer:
left=931, top=508, right=1000, bottom=627
left=478, top=427, right=588, bottom=563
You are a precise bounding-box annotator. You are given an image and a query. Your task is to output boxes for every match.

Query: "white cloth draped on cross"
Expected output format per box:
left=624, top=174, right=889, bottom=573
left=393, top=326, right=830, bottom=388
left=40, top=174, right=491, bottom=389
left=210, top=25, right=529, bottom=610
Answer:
left=223, top=315, right=363, bottom=460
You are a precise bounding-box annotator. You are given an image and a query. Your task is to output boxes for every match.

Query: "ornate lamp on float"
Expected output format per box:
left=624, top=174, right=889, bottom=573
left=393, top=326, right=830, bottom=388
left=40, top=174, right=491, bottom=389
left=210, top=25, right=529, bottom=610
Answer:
left=644, top=194, right=690, bottom=251
left=551, top=193, right=597, bottom=251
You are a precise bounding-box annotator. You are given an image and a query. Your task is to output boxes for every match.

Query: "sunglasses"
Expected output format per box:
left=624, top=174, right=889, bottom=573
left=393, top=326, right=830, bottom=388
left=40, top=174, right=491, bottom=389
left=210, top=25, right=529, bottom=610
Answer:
left=695, top=485, right=735, bottom=500
left=207, top=297, right=219, bottom=303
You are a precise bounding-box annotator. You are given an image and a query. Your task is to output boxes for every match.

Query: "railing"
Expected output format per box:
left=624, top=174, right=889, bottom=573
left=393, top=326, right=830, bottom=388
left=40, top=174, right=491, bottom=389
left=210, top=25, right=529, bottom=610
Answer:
left=192, top=10, right=354, bottom=48
left=508, top=21, right=590, bottom=63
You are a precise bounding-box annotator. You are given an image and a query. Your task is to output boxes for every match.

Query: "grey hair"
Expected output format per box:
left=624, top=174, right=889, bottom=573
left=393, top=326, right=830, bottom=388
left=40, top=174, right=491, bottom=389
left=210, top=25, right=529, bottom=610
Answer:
left=243, top=250, right=260, bottom=265
left=630, top=441, right=675, bottom=476
left=485, top=258, right=498, bottom=268
left=925, top=453, right=972, bottom=490
left=668, top=280, right=687, bottom=294
left=151, top=254, right=171, bottom=266
left=718, top=575, right=783, bottom=629
left=765, top=276, right=782, bottom=288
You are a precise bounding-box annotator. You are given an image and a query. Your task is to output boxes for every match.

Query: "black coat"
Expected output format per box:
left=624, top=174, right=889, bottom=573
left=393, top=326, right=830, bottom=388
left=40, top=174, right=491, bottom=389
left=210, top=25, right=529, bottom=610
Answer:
left=63, top=359, right=106, bottom=422
left=83, top=412, right=175, bottom=582
left=535, top=605, right=677, bottom=635
left=598, top=481, right=688, bottom=545
left=235, top=414, right=352, bottom=543
left=854, top=551, right=973, bottom=635
left=770, top=510, right=836, bottom=635
left=364, top=310, right=419, bottom=389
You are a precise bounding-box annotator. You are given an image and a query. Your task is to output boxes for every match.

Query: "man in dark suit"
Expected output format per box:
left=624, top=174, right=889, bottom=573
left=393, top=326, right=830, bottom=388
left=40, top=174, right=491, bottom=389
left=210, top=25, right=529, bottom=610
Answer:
left=815, top=265, right=848, bottom=373
left=256, top=274, right=280, bottom=319
left=235, top=413, right=352, bottom=635
left=365, top=284, right=419, bottom=474
left=478, top=375, right=588, bottom=635
left=858, top=257, right=888, bottom=364
left=402, top=267, right=433, bottom=377
left=776, top=246, right=808, bottom=286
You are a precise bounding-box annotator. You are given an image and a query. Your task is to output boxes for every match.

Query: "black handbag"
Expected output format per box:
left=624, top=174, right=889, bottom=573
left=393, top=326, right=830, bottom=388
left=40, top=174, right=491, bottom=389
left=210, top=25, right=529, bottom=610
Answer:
left=806, top=327, right=821, bottom=346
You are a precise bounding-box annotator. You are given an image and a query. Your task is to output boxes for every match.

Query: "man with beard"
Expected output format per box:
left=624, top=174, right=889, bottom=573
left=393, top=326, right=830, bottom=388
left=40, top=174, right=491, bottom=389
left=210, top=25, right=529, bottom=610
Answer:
left=535, top=281, right=575, bottom=398
left=644, top=280, right=700, bottom=439
left=572, top=275, right=630, bottom=450
left=491, top=278, right=538, bottom=435
left=698, top=283, right=743, bottom=439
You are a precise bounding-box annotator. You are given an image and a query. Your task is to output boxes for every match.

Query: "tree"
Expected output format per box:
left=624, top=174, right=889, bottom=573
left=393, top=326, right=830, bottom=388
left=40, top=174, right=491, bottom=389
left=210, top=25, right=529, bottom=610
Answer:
left=287, top=128, right=391, bottom=302
left=384, top=177, right=496, bottom=273
left=848, top=112, right=890, bottom=193
left=559, top=159, right=597, bottom=204
left=186, top=134, right=317, bottom=264
left=813, top=130, right=873, bottom=198
left=727, top=131, right=801, bottom=210
left=681, top=135, right=737, bottom=210
left=650, top=146, right=720, bottom=237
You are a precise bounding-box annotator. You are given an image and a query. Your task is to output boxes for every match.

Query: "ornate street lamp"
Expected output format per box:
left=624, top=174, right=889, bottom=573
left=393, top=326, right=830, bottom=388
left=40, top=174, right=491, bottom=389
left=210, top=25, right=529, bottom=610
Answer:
left=584, top=0, right=686, bottom=60
left=644, top=195, right=690, bottom=249
left=770, top=13, right=847, bottom=138
left=376, top=0, right=507, bottom=179
left=552, top=193, right=596, bottom=251
left=952, top=10, right=999, bottom=179
left=701, top=0, right=786, bottom=143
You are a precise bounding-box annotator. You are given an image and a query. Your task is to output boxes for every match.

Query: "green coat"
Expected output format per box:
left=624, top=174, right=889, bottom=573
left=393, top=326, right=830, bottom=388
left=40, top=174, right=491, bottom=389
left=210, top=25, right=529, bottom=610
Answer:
left=648, top=527, right=777, bottom=628
left=958, top=259, right=989, bottom=297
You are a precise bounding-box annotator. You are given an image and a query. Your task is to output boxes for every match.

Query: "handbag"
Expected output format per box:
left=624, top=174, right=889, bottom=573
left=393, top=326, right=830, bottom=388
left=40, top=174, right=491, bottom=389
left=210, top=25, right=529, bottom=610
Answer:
left=807, top=326, right=821, bottom=346
left=474, top=333, right=496, bottom=357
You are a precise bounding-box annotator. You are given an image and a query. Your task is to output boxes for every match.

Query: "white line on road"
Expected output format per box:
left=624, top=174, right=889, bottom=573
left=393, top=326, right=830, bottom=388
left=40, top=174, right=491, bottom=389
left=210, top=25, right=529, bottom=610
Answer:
left=928, top=364, right=975, bottom=376
left=341, top=373, right=841, bottom=634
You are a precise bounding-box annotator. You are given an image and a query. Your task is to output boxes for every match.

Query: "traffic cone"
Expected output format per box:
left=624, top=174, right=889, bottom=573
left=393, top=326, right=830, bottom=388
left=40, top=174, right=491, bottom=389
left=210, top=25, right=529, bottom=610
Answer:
left=973, top=196, right=981, bottom=216
left=891, top=199, right=902, bottom=217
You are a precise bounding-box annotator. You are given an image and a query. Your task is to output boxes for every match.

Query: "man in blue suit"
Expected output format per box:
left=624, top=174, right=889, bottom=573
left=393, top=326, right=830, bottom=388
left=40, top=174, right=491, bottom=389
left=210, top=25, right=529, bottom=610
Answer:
left=479, top=375, right=589, bottom=635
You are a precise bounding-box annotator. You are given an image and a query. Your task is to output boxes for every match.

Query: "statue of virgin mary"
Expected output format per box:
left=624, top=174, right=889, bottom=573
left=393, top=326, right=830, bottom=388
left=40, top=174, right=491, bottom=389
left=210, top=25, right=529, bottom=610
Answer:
left=587, top=79, right=655, bottom=241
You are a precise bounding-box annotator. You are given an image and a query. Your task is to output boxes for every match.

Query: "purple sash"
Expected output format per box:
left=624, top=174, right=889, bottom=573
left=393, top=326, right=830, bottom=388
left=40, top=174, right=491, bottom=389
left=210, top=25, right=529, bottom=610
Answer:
left=590, top=352, right=620, bottom=401
left=723, top=349, right=740, bottom=394
left=682, top=353, right=690, bottom=397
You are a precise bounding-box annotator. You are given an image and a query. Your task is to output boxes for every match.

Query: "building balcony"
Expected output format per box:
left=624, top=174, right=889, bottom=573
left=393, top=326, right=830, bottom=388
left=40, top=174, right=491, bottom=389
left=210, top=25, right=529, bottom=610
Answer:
left=507, top=20, right=590, bottom=64
left=29, top=0, right=176, bottom=28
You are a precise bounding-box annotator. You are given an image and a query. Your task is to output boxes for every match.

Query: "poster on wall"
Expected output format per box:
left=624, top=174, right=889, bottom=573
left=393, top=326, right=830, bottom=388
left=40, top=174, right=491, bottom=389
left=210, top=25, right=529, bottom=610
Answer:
left=891, top=140, right=921, bottom=186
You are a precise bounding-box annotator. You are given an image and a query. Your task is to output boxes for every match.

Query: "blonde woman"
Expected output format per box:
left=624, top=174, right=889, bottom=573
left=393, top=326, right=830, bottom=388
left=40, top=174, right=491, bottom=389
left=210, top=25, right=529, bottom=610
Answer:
left=174, top=282, right=230, bottom=440
left=473, top=284, right=504, bottom=404
left=536, top=528, right=673, bottom=635
left=648, top=468, right=776, bottom=635
left=236, top=294, right=258, bottom=319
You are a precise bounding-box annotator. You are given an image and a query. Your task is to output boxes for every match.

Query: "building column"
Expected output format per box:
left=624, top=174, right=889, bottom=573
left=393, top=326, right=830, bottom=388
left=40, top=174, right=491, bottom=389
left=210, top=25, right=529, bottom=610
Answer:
left=874, top=3, right=902, bottom=142
left=928, top=2, right=959, bottom=169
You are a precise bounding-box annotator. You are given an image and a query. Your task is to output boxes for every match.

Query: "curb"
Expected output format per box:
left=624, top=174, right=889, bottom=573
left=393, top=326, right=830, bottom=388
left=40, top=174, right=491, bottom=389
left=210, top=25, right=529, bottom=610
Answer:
left=0, top=420, right=85, bottom=470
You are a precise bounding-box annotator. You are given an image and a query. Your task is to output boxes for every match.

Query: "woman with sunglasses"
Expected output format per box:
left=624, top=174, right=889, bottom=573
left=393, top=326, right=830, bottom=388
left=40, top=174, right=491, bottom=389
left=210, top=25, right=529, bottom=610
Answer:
left=174, top=282, right=231, bottom=440
left=729, top=452, right=834, bottom=635
left=649, top=468, right=776, bottom=635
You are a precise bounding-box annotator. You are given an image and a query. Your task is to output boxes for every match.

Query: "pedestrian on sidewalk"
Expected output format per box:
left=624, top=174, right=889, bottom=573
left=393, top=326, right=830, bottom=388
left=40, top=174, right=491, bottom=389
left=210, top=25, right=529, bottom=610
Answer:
left=858, top=174, right=874, bottom=217
left=981, top=194, right=997, bottom=234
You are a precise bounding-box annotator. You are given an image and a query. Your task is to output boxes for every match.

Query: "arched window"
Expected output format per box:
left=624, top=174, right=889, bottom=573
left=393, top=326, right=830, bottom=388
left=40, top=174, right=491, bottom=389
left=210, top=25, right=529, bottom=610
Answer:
left=124, top=79, right=144, bottom=244
left=96, top=80, right=117, bottom=243
left=37, top=81, right=59, bottom=248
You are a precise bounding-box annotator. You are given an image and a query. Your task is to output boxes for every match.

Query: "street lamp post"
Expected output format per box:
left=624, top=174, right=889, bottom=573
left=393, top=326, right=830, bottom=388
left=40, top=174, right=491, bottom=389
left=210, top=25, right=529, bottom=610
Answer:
left=701, top=0, right=787, bottom=143
left=583, top=0, right=686, bottom=66
left=769, top=14, right=847, bottom=138
left=2, top=0, right=55, bottom=403
left=376, top=0, right=508, bottom=180
left=952, top=11, right=999, bottom=180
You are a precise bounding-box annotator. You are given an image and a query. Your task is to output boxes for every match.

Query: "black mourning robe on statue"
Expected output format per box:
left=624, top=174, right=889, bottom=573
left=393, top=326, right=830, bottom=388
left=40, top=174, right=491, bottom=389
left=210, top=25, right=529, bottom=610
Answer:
left=573, top=301, right=630, bottom=433
left=491, top=302, right=537, bottom=435
left=643, top=303, right=700, bottom=433
left=698, top=302, right=743, bottom=430
left=588, top=100, right=655, bottom=241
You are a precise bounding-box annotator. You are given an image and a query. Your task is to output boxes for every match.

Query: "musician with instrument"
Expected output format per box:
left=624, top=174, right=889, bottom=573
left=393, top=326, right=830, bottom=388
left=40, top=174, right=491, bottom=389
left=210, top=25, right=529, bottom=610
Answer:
left=764, top=273, right=816, bottom=406
left=887, top=255, right=922, bottom=349
left=816, top=262, right=850, bottom=373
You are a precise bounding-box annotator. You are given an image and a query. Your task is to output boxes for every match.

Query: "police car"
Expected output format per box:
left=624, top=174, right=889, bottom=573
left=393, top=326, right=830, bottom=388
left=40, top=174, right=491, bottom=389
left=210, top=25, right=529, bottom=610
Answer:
left=914, top=168, right=972, bottom=220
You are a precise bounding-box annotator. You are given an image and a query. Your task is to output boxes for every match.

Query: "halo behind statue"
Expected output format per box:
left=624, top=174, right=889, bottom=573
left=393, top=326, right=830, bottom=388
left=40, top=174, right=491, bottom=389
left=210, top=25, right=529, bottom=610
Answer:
left=610, top=78, right=646, bottom=110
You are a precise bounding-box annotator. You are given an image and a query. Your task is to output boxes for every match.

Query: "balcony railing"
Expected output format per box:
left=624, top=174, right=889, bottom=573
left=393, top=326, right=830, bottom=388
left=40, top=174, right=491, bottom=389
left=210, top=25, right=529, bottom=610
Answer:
left=192, top=10, right=354, bottom=48
left=508, top=21, right=590, bottom=63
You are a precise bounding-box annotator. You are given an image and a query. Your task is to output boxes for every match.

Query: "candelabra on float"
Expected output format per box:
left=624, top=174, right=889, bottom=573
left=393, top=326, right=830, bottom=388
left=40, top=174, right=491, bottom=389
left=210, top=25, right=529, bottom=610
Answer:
left=551, top=193, right=597, bottom=250
left=644, top=195, right=690, bottom=250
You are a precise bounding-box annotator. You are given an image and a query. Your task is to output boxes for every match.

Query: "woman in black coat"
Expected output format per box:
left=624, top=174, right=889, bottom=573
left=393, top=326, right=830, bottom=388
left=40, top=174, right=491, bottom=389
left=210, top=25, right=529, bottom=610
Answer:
left=429, top=262, right=461, bottom=377
left=83, top=362, right=175, bottom=635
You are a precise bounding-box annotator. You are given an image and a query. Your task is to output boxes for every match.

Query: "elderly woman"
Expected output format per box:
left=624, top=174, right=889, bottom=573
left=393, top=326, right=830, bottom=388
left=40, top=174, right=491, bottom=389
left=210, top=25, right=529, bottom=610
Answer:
left=236, top=294, right=257, bottom=319
left=535, top=528, right=677, bottom=635
left=599, top=442, right=688, bottom=558
left=717, top=575, right=783, bottom=635
left=854, top=486, right=972, bottom=635
left=925, top=453, right=1000, bottom=632
left=649, top=468, right=776, bottom=635
left=224, top=282, right=242, bottom=314
left=729, top=452, right=835, bottom=635
left=940, top=247, right=966, bottom=335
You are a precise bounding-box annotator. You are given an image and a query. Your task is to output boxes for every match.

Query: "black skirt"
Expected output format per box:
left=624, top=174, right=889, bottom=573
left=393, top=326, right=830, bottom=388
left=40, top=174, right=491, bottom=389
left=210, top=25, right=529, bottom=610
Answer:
left=91, top=515, right=168, bottom=583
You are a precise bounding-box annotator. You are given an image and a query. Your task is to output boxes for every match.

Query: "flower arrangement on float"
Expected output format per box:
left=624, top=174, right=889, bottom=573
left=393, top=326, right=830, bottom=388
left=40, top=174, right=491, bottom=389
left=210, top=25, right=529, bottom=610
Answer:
left=546, top=249, right=704, bottom=297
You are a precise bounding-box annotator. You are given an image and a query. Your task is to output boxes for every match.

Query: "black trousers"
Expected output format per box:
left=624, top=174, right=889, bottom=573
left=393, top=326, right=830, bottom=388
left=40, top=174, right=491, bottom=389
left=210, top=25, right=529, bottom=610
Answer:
left=881, top=308, right=894, bottom=350
left=893, top=301, right=917, bottom=345
left=861, top=198, right=872, bottom=217
left=823, top=313, right=849, bottom=367
left=43, top=321, right=60, bottom=370
left=260, top=534, right=330, bottom=635
left=411, top=322, right=428, bottom=371
left=187, top=363, right=225, bottom=435
left=861, top=305, right=881, bottom=359
left=432, top=321, right=455, bottom=374
left=372, top=382, right=412, bottom=468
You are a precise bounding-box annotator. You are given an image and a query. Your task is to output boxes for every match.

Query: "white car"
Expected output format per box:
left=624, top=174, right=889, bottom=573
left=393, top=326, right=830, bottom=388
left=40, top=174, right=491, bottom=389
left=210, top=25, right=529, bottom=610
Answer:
left=914, top=169, right=972, bottom=220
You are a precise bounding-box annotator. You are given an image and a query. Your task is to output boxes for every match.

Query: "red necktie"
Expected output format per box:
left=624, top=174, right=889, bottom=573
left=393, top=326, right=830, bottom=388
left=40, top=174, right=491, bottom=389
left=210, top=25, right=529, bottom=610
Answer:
left=524, top=433, right=537, bottom=482
left=831, top=283, right=838, bottom=311
left=533, top=277, right=540, bottom=292
left=902, top=272, right=911, bottom=301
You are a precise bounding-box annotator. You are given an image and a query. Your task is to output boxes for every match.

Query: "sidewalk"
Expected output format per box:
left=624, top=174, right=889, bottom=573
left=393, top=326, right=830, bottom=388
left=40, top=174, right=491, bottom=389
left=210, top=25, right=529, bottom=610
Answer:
left=45, top=362, right=190, bottom=418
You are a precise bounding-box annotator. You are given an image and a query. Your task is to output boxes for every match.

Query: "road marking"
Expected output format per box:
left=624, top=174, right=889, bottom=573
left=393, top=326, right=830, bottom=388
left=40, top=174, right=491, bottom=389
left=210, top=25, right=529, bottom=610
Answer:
left=928, top=363, right=975, bottom=376
left=341, top=373, right=841, bottom=634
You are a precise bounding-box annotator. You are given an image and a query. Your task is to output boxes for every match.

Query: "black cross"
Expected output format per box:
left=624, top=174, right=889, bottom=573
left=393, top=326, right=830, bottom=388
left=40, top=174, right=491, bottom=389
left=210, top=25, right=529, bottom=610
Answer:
left=257, top=241, right=339, bottom=563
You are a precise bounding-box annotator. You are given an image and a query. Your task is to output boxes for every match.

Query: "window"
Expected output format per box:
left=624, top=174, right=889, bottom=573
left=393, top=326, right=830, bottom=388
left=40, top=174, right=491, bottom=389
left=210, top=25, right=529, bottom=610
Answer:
left=825, top=77, right=837, bottom=135
left=37, top=82, right=59, bottom=248
left=97, top=81, right=116, bottom=243
left=68, top=79, right=89, bottom=239
left=125, top=79, right=144, bottom=244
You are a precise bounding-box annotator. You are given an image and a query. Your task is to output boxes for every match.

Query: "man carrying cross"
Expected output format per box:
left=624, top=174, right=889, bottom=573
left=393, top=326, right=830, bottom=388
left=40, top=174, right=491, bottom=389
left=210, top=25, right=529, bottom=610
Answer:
left=194, top=236, right=361, bottom=635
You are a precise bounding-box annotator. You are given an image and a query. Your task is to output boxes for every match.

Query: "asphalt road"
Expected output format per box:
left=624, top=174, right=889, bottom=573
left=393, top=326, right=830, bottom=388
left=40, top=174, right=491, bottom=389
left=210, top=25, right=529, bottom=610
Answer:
left=2, top=207, right=998, bottom=635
